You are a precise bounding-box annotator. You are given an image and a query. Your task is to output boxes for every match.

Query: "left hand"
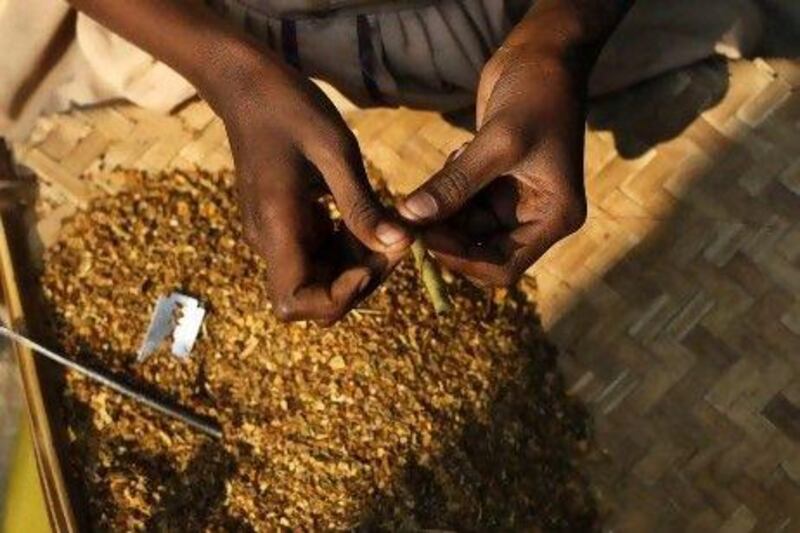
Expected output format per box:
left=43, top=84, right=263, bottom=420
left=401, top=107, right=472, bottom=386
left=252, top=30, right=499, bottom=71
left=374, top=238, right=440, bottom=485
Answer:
left=397, top=43, right=588, bottom=287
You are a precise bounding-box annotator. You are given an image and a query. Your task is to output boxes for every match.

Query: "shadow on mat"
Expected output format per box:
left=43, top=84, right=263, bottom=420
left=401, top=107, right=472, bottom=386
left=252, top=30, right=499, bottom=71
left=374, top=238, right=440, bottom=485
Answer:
left=64, top=395, right=247, bottom=531
left=358, top=289, right=599, bottom=532
left=588, top=58, right=729, bottom=159
left=527, top=44, right=800, bottom=533
left=372, top=29, right=800, bottom=530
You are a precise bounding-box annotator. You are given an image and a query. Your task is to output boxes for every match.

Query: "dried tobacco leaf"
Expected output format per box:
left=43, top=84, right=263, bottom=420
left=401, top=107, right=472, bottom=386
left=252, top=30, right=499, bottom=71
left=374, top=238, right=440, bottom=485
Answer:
left=42, top=170, right=597, bottom=531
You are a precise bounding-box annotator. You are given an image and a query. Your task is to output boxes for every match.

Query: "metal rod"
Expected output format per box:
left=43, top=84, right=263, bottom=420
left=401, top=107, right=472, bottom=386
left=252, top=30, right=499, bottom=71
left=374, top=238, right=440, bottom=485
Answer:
left=0, top=325, right=222, bottom=439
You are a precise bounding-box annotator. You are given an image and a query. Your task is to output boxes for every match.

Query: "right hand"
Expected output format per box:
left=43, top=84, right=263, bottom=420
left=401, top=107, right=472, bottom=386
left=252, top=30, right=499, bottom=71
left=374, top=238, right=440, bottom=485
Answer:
left=397, top=47, right=587, bottom=289
left=209, top=60, right=412, bottom=324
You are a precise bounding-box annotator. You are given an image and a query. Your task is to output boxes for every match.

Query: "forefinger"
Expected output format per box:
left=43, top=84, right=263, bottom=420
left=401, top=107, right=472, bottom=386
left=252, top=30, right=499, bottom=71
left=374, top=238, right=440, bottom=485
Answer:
left=422, top=219, right=559, bottom=288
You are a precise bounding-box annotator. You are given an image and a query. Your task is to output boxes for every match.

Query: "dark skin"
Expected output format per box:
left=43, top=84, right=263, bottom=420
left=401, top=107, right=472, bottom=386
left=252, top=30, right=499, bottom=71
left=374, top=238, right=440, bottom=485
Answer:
left=66, top=0, right=634, bottom=323
left=399, top=0, right=635, bottom=287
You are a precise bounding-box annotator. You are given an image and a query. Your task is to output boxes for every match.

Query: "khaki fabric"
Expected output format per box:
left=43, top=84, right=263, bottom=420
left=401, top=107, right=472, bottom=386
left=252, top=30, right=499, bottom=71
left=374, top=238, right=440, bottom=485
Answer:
left=0, top=0, right=194, bottom=139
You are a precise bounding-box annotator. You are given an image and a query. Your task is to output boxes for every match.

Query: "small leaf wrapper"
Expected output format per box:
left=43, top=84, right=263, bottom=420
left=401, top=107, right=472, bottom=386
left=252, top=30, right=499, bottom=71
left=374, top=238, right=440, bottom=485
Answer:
left=411, top=238, right=452, bottom=314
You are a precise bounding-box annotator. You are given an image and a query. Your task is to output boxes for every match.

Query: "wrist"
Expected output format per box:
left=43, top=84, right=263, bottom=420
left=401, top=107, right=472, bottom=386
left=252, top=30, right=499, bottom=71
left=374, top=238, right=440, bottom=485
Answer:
left=194, top=38, right=282, bottom=118
left=505, top=1, right=629, bottom=78
left=493, top=38, right=592, bottom=93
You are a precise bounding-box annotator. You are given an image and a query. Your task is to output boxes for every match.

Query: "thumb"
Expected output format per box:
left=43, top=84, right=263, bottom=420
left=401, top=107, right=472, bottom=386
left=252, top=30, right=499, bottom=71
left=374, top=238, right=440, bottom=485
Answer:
left=311, top=143, right=413, bottom=253
left=398, top=123, right=516, bottom=223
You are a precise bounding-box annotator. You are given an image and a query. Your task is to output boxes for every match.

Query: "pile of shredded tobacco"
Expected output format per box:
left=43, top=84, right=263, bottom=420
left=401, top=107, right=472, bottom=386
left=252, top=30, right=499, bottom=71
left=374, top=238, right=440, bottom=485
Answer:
left=41, top=169, right=597, bottom=531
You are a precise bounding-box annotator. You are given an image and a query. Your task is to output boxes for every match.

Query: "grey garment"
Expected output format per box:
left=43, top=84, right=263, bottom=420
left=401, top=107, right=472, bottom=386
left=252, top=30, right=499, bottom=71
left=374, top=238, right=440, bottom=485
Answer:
left=209, top=0, right=519, bottom=110
left=228, top=0, right=456, bottom=17
left=210, top=0, right=764, bottom=110
left=0, top=0, right=766, bottom=140
left=592, top=0, right=764, bottom=94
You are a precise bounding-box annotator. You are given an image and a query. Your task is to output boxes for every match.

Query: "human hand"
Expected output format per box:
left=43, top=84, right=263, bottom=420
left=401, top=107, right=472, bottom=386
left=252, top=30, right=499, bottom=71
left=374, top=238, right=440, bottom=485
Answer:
left=214, top=61, right=412, bottom=323
left=397, top=44, right=588, bottom=288
left=62, top=0, right=417, bottom=323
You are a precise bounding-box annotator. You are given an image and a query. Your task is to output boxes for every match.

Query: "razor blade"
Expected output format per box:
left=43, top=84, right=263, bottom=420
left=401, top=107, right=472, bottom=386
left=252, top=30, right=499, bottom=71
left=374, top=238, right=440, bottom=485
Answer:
left=137, top=292, right=206, bottom=362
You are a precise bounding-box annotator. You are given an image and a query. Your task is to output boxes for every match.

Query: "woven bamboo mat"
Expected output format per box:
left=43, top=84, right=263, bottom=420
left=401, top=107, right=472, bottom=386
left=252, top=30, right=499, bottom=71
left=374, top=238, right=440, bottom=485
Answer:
left=549, top=58, right=800, bottom=532
left=7, top=55, right=800, bottom=531
left=0, top=313, right=23, bottom=504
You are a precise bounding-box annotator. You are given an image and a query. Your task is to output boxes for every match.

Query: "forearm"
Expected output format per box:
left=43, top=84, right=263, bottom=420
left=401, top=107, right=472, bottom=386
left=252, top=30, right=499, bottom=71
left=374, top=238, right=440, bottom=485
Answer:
left=66, top=0, right=283, bottom=114
left=506, top=0, right=636, bottom=74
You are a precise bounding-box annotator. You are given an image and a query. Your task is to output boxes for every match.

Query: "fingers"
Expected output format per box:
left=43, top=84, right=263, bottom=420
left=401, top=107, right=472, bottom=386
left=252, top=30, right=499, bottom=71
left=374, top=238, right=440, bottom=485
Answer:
left=274, top=244, right=404, bottom=325
left=275, top=231, right=405, bottom=326
left=307, top=132, right=412, bottom=254
left=240, top=157, right=402, bottom=324
left=423, top=224, right=519, bottom=287
left=240, top=160, right=316, bottom=295
left=422, top=199, right=585, bottom=289
left=274, top=266, right=372, bottom=324
left=397, top=120, right=526, bottom=224
left=424, top=226, right=537, bottom=288
left=476, top=47, right=511, bottom=129
left=256, top=192, right=375, bottom=323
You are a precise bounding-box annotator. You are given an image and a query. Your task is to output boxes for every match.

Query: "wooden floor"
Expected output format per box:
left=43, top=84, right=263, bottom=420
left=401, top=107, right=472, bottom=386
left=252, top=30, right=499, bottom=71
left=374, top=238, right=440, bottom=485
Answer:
left=5, top=54, right=800, bottom=531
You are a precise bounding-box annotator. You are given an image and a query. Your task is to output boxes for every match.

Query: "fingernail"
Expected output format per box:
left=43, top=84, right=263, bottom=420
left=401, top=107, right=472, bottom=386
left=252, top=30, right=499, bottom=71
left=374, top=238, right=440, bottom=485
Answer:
left=448, top=142, right=469, bottom=162
left=402, top=192, right=438, bottom=220
left=357, top=274, right=372, bottom=294
left=375, top=221, right=408, bottom=247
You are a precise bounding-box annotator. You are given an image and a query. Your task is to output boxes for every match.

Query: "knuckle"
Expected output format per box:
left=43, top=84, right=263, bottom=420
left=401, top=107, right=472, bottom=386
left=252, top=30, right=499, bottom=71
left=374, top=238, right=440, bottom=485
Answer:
left=558, top=196, right=587, bottom=235
left=316, top=128, right=360, bottom=162
left=464, top=274, right=489, bottom=289
left=342, top=196, right=379, bottom=231
left=491, top=268, right=521, bottom=289
left=241, top=219, right=271, bottom=257
left=480, top=56, right=501, bottom=82
left=480, top=52, right=509, bottom=87
left=319, top=295, right=351, bottom=326
left=490, top=120, right=533, bottom=160
left=319, top=308, right=346, bottom=327
left=242, top=222, right=260, bottom=248
left=272, top=298, right=298, bottom=322
left=468, top=264, right=520, bottom=289
left=434, top=166, right=472, bottom=206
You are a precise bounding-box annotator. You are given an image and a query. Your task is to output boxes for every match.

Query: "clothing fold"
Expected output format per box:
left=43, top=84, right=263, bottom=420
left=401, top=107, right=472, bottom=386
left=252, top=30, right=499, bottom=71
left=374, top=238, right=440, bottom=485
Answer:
left=0, top=0, right=765, bottom=140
